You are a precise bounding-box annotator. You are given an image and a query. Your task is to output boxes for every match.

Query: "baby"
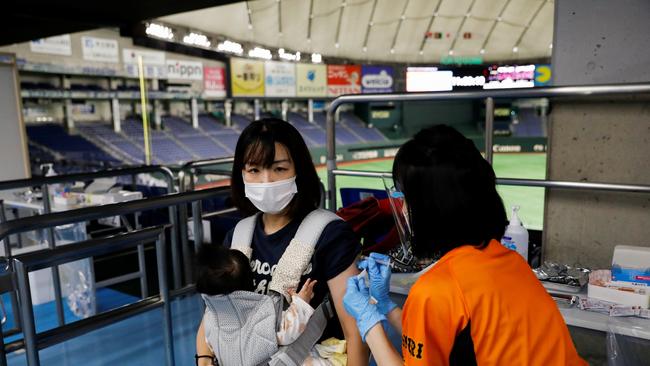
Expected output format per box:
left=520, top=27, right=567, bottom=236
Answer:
left=195, top=245, right=343, bottom=366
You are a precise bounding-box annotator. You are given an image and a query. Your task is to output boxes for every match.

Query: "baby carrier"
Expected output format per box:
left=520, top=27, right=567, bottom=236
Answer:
left=202, top=209, right=341, bottom=366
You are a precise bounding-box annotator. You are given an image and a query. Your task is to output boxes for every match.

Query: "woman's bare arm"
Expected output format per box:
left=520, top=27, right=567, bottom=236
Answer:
left=365, top=324, right=403, bottom=366
left=328, top=262, right=370, bottom=366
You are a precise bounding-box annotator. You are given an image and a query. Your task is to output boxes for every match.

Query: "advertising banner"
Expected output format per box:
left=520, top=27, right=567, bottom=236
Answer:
left=296, top=64, right=327, bottom=97
left=265, top=61, right=296, bottom=97
left=81, top=36, right=119, bottom=63
left=361, top=65, right=393, bottom=93
left=203, top=66, right=226, bottom=97
left=166, top=59, right=204, bottom=80
left=534, top=64, right=552, bottom=86
left=30, top=35, right=72, bottom=56
left=230, top=57, right=265, bottom=96
left=327, top=65, right=361, bottom=96
left=122, top=48, right=166, bottom=78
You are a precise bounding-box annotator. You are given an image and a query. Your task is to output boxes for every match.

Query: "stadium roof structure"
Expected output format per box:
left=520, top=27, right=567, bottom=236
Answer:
left=159, top=0, right=554, bottom=63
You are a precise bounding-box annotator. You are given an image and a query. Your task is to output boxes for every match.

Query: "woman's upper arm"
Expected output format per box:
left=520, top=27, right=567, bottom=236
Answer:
left=328, top=262, right=370, bottom=366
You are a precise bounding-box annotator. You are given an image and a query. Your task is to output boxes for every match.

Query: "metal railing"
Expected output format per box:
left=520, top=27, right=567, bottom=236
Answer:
left=0, top=186, right=237, bottom=365
left=177, top=157, right=234, bottom=281
left=0, top=165, right=178, bottom=336
left=325, top=82, right=650, bottom=210
left=11, top=227, right=172, bottom=366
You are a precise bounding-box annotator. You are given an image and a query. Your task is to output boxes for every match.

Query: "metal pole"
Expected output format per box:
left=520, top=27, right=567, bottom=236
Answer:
left=156, top=234, right=175, bottom=366
left=485, top=97, right=495, bottom=165
left=326, top=108, right=337, bottom=211
left=135, top=212, right=148, bottom=298
left=190, top=169, right=204, bottom=253
left=330, top=168, right=650, bottom=194
left=160, top=168, right=182, bottom=291
left=15, top=259, right=39, bottom=366
left=41, top=184, right=65, bottom=327
left=175, top=171, right=189, bottom=288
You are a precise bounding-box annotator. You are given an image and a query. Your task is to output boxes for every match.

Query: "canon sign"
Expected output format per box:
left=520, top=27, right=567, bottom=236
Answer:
left=166, top=59, right=204, bottom=80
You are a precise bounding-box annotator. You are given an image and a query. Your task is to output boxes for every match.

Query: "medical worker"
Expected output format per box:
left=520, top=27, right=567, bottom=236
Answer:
left=196, top=118, right=368, bottom=365
left=343, top=125, right=586, bottom=365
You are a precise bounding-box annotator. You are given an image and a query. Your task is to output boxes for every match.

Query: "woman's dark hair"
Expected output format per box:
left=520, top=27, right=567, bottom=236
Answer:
left=392, top=124, right=507, bottom=258
left=195, top=245, right=254, bottom=295
left=231, top=118, right=321, bottom=218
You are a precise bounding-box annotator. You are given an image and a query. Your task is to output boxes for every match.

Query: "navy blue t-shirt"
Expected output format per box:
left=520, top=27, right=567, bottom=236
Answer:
left=222, top=213, right=360, bottom=308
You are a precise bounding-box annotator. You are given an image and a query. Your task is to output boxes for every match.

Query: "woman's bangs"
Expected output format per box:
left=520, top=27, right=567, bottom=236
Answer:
left=243, top=136, right=276, bottom=168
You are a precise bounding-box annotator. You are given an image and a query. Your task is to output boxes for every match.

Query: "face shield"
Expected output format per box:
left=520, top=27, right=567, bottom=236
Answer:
left=383, top=178, right=417, bottom=272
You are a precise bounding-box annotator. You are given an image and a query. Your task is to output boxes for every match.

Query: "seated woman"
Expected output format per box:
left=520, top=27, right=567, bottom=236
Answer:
left=196, top=119, right=367, bottom=365
left=344, top=125, right=586, bottom=365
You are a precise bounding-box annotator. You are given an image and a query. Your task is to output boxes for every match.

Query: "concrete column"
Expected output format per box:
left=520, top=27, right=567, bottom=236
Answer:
left=545, top=0, right=650, bottom=269
left=307, top=99, right=314, bottom=123
left=225, top=99, right=232, bottom=127
left=111, top=98, right=121, bottom=133
left=153, top=100, right=162, bottom=130
left=191, top=98, right=199, bottom=129
left=254, top=99, right=261, bottom=120
left=63, top=100, right=74, bottom=131
left=281, top=99, right=289, bottom=121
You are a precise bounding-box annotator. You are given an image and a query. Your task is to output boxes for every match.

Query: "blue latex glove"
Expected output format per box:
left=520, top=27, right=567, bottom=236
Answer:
left=358, top=253, right=397, bottom=315
left=343, top=276, right=386, bottom=342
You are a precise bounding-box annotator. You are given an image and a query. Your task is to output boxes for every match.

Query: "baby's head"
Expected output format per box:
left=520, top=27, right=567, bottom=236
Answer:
left=195, top=244, right=254, bottom=296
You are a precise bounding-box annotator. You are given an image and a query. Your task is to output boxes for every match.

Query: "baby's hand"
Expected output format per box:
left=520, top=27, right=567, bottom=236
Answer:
left=296, top=278, right=317, bottom=303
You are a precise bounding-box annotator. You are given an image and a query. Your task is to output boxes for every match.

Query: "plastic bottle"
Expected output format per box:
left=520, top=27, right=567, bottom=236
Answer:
left=501, top=205, right=529, bottom=261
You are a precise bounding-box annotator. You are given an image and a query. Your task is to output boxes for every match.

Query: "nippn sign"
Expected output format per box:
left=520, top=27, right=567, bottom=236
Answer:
left=166, top=59, right=204, bottom=80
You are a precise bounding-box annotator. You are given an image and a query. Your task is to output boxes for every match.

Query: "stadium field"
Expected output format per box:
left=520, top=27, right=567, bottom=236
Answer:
left=317, top=153, right=546, bottom=230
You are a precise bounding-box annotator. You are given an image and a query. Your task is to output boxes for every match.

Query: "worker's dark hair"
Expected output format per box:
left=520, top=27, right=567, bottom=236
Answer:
left=195, top=245, right=254, bottom=295
left=392, top=124, right=507, bottom=258
left=230, top=118, right=321, bottom=218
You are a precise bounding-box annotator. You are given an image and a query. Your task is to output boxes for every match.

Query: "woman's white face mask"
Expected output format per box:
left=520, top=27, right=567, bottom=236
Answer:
left=244, top=176, right=298, bottom=214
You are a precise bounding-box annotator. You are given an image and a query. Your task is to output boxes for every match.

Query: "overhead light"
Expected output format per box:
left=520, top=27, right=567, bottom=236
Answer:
left=216, top=40, right=244, bottom=55
left=369, top=21, right=374, bottom=26
left=311, top=53, right=322, bottom=63
left=390, top=48, right=395, bottom=54
left=335, top=42, right=340, bottom=48
left=448, top=49, right=454, bottom=55
left=279, top=48, right=301, bottom=61
left=433, top=12, right=438, bottom=17
left=512, top=46, right=519, bottom=53
left=362, top=46, right=367, bottom=52
left=497, top=17, right=502, bottom=22
left=466, top=13, right=471, bottom=18
left=419, top=50, right=423, bottom=55
left=248, top=24, right=253, bottom=30
left=307, top=38, right=312, bottom=43
left=279, top=32, right=283, bottom=37
left=480, top=48, right=485, bottom=54
left=401, top=15, right=406, bottom=20
left=549, top=43, right=553, bottom=49
left=248, top=46, right=272, bottom=60
left=145, top=23, right=174, bottom=40
left=183, top=32, right=211, bottom=48
left=342, top=1, right=347, bottom=7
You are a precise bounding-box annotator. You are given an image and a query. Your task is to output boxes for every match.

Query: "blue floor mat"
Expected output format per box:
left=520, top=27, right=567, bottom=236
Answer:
left=2, top=288, right=139, bottom=343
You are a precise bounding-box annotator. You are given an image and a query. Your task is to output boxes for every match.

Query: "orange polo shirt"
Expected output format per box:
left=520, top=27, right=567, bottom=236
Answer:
left=401, top=240, right=586, bottom=366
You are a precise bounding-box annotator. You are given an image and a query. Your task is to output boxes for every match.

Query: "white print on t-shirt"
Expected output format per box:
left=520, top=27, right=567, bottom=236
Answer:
left=250, top=259, right=313, bottom=294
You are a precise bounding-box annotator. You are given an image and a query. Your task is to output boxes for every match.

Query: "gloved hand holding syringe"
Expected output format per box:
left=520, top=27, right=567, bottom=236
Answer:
left=356, top=253, right=397, bottom=314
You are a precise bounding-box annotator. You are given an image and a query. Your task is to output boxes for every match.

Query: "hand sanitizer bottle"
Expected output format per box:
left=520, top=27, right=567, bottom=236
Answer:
left=501, top=205, right=529, bottom=262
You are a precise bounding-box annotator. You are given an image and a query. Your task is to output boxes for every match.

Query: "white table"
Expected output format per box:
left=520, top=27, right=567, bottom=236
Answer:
left=389, top=273, right=650, bottom=341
